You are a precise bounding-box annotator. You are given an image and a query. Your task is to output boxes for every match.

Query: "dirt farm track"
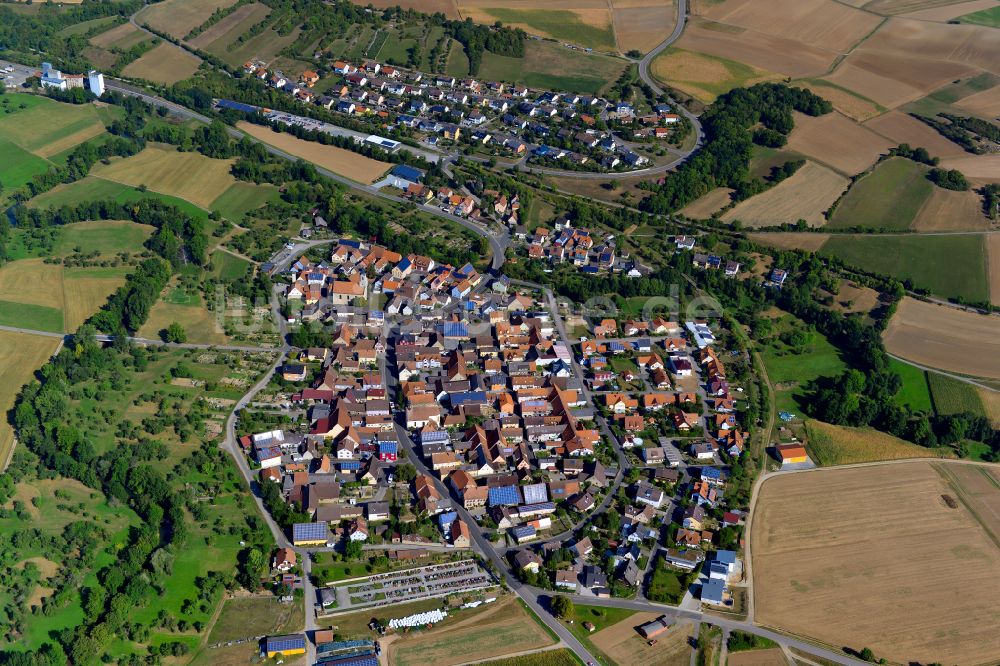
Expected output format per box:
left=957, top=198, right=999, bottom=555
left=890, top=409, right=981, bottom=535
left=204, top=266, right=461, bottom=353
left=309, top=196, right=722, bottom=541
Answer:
left=752, top=461, right=1000, bottom=665
left=882, top=297, right=1000, bottom=380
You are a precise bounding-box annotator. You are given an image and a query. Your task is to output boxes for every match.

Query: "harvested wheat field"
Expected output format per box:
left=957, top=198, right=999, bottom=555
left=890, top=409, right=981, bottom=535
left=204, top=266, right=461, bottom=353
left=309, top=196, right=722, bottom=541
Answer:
left=385, top=597, right=555, bottom=666
left=676, top=18, right=835, bottom=79
left=990, top=233, right=1000, bottom=306
left=679, top=187, right=733, bottom=218
left=940, top=153, right=1000, bottom=185
left=0, top=332, right=60, bottom=469
left=238, top=122, right=391, bottom=183
left=979, top=387, right=1000, bottom=426
left=650, top=47, right=779, bottom=103
left=590, top=614, right=692, bottom=666
left=786, top=111, right=894, bottom=175
left=722, top=161, right=848, bottom=227
left=937, top=463, right=1000, bottom=543
left=89, top=22, right=148, bottom=50
left=752, top=461, right=1000, bottom=665
left=139, top=0, right=239, bottom=39
left=796, top=79, right=883, bottom=122
left=953, top=82, right=1000, bottom=120
left=884, top=296, right=1000, bottom=379
left=911, top=187, right=991, bottom=231
left=92, top=144, right=236, bottom=208
left=0, top=259, right=63, bottom=312
left=865, top=0, right=991, bottom=14
left=863, top=18, right=1000, bottom=75
left=62, top=268, right=129, bottom=332
left=726, top=649, right=788, bottom=666
left=693, top=0, right=882, bottom=53
left=121, top=42, right=202, bottom=85
left=901, top=0, right=1000, bottom=20
left=747, top=232, right=831, bottom=252
left=864, top=110, right=967, bottom=159
left=187, top=3, right=268, bottom=49
left=824, top=50, right=977, bottom=110
left=612, top=0, right=676, bottom=54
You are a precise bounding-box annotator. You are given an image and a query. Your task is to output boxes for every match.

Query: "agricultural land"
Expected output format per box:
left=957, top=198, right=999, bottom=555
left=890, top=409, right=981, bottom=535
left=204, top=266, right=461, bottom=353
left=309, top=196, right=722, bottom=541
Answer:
left=752, top=461, right=1000, bottom=665
left=883, top=297, right=1000, bottom=380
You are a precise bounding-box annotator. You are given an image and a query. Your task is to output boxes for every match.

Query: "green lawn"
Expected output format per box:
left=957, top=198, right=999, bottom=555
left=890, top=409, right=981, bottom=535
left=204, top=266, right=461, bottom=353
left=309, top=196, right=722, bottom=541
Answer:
left=477, top=40, right=627, bottom=94
left=29, top=175, right=211, bottom=222
left=829, top=158, right=933, bottom=230
left=958, top=6, right=1000, bottom=27
left=820, top=234, right=989, bottom=303
left=54, top=220, right=154, bottom=256
left=569, top=605, right=634, bottom=633
left=209, top=181, right=279, bottom=222
left=56, top=16, right=120, bottom=37
left=761, top=323, right=847, bottom=415
left=889, top=357, right=933, bottom=413
left=927, top=371, right=986, bottom=417
left=210, top=250, right=251, bottom=281
left=0, top=300, right=63, bottom=332
left=481, top=8, right=616, bottom=51
left=0, top=139, right=52, bottom=191
left=0, top=93, right=103, bottom=155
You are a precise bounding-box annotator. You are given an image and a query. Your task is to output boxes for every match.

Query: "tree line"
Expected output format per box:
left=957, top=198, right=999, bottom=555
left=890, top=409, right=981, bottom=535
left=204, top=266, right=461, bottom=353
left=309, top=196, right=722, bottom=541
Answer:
left=639, top=84, right=833, bottom=214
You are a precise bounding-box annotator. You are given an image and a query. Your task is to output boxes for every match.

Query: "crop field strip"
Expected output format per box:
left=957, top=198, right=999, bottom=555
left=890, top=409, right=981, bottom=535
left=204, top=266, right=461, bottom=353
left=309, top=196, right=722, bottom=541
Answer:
left=828, top=157, right=932, bottom=230
left=752, top=461, right=1000, bottom=665
left=0, top=332, right=61, bottom=470
left=721, top=160, right=848, bottom=228
left=883, top=297, right=1000, bottom=380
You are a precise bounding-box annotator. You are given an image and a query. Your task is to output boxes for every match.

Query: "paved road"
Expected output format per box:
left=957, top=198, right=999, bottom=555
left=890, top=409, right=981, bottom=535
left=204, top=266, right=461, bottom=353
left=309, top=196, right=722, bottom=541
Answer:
left=0, top=323, right=280, bottom=352
left=635, top=0, right=704, bottom=156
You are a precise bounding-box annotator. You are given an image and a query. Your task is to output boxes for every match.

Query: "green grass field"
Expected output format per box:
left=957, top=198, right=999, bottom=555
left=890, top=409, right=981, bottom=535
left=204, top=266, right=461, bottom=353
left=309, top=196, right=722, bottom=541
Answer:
left=958, top=5, right=1000, bottom=27
left=29, top=175, right=211, bottom=222
left=889, top=357, right=933, bottom=413
left=820, top=234, right=989, bottom=303
left=829, top=158, right=933, bottom=230
left=54, top=220, right=154, bottom=256
left=56, top=16, right=121, bottom=37
left=210, top=250, right=251, bottom=280
left=0, top=94, right=104, bottom=156
left=209, top=181, right=279, bottom=222
left=476, top=40, right=626, bottom=94
left=761, top=319, right=847, bottom=415
left=481, top=8, right=616, bottom=51
left=0, top=300, right=64, bottom=332
left=928, top=371, right=986, bottom=417
left=0, top=139, right=52, bottom=192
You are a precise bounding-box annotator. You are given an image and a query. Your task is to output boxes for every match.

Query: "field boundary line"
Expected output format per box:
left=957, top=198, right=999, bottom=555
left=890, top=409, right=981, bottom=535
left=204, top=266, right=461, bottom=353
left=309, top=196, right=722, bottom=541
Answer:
left=886, top=353, right=1000, bottom=393
left=933, top=462, right=1000, bottom=551
left=456, top=644, right=569, bottom=666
